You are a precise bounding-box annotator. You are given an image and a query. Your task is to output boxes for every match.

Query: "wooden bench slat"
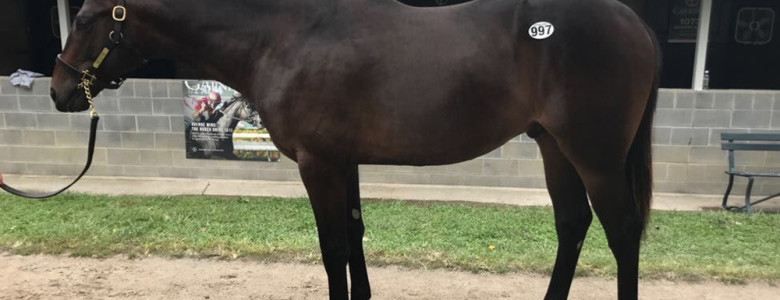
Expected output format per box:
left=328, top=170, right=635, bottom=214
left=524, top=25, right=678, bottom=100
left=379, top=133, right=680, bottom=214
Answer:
left=726, top=170, right=780, bottom=177
left=721, top=133, right=780, bottom=141
left=721, top=143, right=780, bottom=151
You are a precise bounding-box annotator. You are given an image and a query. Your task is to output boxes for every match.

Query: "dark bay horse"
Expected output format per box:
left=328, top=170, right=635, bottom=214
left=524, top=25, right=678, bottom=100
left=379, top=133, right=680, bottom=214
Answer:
left=50, top=0, right=660, bottom=299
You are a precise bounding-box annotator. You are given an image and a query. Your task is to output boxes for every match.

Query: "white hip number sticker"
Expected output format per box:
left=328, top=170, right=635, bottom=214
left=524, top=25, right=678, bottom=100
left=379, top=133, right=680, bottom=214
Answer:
left=529, top=22, right=555, bottom=40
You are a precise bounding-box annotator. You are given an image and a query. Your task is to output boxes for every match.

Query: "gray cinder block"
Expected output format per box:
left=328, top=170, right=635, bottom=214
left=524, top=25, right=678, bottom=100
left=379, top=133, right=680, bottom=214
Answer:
left=692, top=110, right=730, bottom=128
left=93, top=97, right=120, bottom=114
left=688, top=146, right=728, bottom=164
left=18, top=96, right=54, bottom=112
left=153, top=99, right=182, bottom=116
left=5, top=113, right=37, bottom=128
left=151, top=81, right=169, bottom=98
left=657, top=90, right=675, bottom=108
left=731, top=110, right=770, bottom=128
left=713, top=92, right=734, bottom=109
left=655, top=109, right=693, bottom=127
left=137, top=116, right=172, bottom=132
left=154, top=132, right=185, bottom=150
left=653, top=127, right=672, bottom=145
left=754, top=93, right=773, bottom=110
left=118, top=98, right=153, bottom=114
left=652, top=145, right=689, bottom=163
left=0, top=129, right=23, bottom=145
left=36, top=113, right=70, bottom=130
left=733, top=93, right=754, bottom=109
left=675, top=91, right=695, bottom=109
left=121, top=132, right=155, bottom=148
left=55, top=131, right=89, bottom=147
left=102, top=115, right=137, bottom=131
left=22, top=130, right=56, bottom=146
left=670, top=128, right=709, bottom=146
left=0, top=95, right=19, bottom=111
left=134, top=80, right=152, bottom=98
left=139, top=150, right=174, bottom=166
left=501, top=142, right=539, bottom=159
left=107, top=149, right=141, bottom=165
left=694, top=92, right=714, bottom=109
left=482, top=159, right=519, bottom=176
left=0, top=78, right=16, bottom=95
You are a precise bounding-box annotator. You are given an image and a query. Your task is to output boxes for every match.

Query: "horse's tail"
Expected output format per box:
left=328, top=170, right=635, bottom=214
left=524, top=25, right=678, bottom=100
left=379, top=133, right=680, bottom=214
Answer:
left=628, top=23, right=661, bottom=234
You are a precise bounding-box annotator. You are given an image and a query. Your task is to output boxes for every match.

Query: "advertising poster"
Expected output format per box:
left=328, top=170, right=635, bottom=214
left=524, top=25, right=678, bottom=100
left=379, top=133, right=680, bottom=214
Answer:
left=668, top=0, right=701, bottom=43
left=182, top=80, right=281, bottom=162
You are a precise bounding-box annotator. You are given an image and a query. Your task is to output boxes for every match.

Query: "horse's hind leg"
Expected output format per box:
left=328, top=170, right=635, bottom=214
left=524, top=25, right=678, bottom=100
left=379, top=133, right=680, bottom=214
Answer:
left=536, top=132, right=593, bottom=300
left=297, top=154, right=358, bottom=300
left=558, top=136, right=646, bottom=300
left=345, top=165, right=371, bottom=299
left=581, top=166, right=643, bottom=299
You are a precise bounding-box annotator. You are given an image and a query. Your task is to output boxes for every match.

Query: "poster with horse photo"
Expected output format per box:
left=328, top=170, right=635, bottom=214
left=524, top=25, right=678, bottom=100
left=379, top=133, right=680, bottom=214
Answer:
left=182, top=80, right=281, bottom=162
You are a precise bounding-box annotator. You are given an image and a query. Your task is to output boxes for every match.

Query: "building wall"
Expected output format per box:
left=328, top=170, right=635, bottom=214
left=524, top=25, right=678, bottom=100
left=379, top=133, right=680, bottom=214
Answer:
left=1, top=77, right=779, bottom=196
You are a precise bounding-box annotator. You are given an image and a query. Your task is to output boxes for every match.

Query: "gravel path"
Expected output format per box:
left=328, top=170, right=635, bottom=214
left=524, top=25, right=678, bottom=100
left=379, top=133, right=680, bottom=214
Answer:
left=1, top=254, right=777, bottom=299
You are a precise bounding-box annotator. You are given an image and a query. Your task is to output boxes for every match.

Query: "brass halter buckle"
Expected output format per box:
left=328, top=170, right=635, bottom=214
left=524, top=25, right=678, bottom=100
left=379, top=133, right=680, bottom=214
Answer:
left=112, top=6, right=127, bottom=22
left=77, top=70, right=99, bottom=118
left=78, top=70, right=96, bottom=89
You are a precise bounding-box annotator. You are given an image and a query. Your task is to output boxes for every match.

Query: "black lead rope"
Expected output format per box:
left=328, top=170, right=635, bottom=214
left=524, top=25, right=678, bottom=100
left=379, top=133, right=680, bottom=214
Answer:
left=0, top=116, right=99, bottom=199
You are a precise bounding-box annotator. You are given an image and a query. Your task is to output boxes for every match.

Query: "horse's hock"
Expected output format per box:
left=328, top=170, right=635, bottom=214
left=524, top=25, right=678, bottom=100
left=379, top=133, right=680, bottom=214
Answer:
left=0, top=78, right=777, bottom=197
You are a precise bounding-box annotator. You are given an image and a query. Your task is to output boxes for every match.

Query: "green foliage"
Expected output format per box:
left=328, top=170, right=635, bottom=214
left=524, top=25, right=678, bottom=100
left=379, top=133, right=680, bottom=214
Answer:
left=0, top=194, right=777, bottom=282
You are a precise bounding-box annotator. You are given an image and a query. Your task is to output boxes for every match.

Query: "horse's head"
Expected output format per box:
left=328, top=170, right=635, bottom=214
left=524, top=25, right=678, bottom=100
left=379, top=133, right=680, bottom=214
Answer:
left=51, top=0, right=146, bottom=112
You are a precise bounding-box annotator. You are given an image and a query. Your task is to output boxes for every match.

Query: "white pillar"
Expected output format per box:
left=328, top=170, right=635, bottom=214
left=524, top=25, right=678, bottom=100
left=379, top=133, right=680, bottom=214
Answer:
left=57, top=0, right=71, bottom=50
left=692, top=0, right=713, bottom=90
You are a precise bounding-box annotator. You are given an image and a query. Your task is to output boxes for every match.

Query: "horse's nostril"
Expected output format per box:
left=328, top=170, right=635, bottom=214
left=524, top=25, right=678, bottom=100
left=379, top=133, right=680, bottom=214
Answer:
left=50, top=88, right=57, bottom=101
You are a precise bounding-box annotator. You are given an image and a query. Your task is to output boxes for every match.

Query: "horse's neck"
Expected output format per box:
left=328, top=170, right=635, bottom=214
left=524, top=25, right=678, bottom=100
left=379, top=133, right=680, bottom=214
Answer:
left=134, top=0, right=339, bottom=92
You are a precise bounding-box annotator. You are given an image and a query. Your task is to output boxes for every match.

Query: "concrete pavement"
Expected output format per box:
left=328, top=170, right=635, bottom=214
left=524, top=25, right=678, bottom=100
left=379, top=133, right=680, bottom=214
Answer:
left=1, top=174, right=772, bottom=212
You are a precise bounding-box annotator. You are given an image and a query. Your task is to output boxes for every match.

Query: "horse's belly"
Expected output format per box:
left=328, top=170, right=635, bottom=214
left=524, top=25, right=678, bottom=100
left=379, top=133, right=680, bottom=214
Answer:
left=353, top=103, right=533, bottom=166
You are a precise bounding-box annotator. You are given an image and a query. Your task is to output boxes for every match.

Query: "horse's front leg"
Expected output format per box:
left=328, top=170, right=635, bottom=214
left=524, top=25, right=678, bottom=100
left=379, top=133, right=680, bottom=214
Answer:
left=298, top=154, right=369, bottom=300
left=345, top=165, right=371, bottom=299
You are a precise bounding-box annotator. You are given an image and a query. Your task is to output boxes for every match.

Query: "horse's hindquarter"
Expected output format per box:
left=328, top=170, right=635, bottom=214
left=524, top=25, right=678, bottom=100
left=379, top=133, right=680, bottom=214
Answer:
left=515, top=0, right=658, bottom=152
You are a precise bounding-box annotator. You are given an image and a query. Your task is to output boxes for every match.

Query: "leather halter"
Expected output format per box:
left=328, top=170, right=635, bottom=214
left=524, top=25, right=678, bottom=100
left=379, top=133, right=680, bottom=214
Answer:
left=0, top=0, right=132, bottom=199
left=55, top=0, right=130, bottom=92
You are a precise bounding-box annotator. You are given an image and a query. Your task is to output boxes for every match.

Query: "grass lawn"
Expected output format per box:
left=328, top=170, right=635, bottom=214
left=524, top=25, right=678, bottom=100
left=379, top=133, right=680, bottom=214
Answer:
left=0, top=193, right=777, bottom=283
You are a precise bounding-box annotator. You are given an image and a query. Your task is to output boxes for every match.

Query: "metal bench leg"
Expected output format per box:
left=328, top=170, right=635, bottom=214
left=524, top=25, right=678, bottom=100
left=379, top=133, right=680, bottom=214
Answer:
left=745, top=176, right=755, bottom=214
left=722, top=174, right=735, bottom=210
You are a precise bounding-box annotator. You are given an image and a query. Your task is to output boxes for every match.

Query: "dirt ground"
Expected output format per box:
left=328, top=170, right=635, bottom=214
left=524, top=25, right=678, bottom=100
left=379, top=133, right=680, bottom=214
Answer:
left=0, top=253, right=777, bottom=300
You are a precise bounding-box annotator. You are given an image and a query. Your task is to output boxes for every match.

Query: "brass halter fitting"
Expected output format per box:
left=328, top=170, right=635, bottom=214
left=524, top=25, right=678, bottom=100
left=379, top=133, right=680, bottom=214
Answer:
left=77, top=70, right=99, bottom=118
left=112, top=6, right=127, bottom=22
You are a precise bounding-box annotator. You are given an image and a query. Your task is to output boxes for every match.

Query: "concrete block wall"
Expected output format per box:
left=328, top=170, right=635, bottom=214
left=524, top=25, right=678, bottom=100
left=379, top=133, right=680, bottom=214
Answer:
left=1, top=77, right=779, bottom=196
left=651, top=89, right=780, bottom=196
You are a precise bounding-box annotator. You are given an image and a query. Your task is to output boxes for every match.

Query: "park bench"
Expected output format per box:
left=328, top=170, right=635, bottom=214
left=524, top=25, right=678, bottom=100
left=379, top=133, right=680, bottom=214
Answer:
left=720, top=133, right=780, bottom=213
